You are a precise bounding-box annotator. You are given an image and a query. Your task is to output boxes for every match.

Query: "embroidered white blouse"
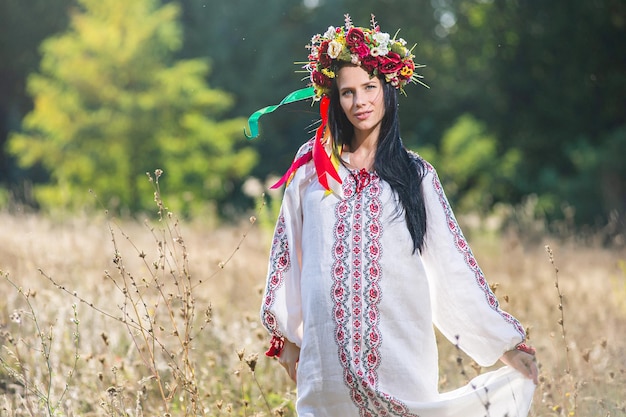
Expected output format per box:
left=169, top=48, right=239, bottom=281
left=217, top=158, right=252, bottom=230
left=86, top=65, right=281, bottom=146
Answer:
left=260, top=141, right=535, bottom=417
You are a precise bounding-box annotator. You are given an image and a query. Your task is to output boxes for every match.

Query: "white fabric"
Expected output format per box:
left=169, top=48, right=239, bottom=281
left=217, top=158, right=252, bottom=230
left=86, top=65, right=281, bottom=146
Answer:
left=260, top=141, right=535, bottom=416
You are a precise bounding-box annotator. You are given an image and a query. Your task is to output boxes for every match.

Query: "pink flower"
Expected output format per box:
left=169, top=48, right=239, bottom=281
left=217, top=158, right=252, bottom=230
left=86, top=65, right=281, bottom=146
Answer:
left=353, top=43, right=370, bottom=59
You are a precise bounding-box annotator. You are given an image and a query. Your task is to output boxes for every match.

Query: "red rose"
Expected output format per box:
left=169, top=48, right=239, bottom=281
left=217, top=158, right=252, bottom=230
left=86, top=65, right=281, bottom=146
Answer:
left=311, top=70, right=331, bottom=87
left=379, top=52, right=403, bottom=74
left=361, top=55, right=378, bottom=73
left=345, top=27, right=365, bottom=47
left=318, top=40, right=332, bottom=67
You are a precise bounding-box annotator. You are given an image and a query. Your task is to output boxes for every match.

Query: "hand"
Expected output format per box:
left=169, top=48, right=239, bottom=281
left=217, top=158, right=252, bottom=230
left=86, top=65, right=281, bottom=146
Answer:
left=278, top=338, right=300, bottom=383
left=500, top=349, right=539, bottom=385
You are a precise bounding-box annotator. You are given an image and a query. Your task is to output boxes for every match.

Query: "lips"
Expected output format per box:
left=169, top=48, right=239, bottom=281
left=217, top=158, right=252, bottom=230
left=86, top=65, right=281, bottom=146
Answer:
left=354, top=110, right=372, bottom=120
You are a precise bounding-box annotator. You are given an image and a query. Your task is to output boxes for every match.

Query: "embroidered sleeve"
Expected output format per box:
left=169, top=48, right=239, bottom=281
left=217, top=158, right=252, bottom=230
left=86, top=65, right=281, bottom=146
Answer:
left=260, top=143, right=310, bottom=354
left=419, top=161, right=526, bottom=367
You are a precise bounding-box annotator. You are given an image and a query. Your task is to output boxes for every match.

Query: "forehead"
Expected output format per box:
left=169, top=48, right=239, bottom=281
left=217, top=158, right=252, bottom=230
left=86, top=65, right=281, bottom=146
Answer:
left=336, top=65, right=379, bottom=89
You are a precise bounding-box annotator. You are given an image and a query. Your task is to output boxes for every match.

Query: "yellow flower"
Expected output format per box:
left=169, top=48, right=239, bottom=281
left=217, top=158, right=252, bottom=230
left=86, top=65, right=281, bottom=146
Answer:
left=400, top=66, right=413, bottom=77
left=321, top=68, right=335, bottom=78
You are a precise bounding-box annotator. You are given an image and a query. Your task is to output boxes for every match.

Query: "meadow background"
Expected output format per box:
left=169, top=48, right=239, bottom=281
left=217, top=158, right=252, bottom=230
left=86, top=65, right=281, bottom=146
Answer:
left=1, top=0, right=625, bottom=415
left=0, top=193, right=624, bottom=416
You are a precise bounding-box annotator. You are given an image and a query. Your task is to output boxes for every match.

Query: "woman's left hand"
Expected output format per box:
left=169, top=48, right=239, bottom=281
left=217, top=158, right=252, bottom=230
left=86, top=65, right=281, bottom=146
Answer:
left=500, top=349, right=539, bottom=385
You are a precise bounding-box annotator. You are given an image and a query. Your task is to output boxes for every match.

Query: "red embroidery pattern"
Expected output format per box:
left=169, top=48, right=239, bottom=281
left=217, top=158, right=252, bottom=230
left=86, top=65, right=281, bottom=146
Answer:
left=263, top=140, right=315, bottom=355
left=261, top=213, right=290, bottom=338
left=332, top=171, right=419, bottom=417
left=424, top=161, right=526, bottom=338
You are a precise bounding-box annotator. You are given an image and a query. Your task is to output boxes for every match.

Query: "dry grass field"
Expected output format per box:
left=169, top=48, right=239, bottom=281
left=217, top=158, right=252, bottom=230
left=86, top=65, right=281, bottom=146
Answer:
left=0, top=198, right=624, bottom=416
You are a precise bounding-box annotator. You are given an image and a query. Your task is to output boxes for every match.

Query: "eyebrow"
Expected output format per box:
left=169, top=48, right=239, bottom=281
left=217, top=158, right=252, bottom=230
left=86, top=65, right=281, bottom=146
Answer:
left=339, top=80, right=378, bottom=92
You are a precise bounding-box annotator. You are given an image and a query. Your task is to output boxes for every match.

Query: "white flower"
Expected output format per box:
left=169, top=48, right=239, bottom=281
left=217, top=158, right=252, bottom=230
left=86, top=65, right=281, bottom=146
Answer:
left=398, top=37, right=407, bottom=46
left=378, top=44, right=390, bottom=56
left=373, top=32, right=390, bottom=47
left=324, top=26, right=336, bottom=39
left=328, top=40, right=342, bottom=59
left=385, top=74, right=399, bottom=86
left=370, top=47, right=381, bottom=57
left=350, top=54, right=360, bottom=65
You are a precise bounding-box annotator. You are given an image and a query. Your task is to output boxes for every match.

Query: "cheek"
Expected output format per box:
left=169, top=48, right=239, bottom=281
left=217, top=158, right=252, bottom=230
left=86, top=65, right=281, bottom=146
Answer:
left=339, top=97, right=352, bottom=113
left=369, top=90, right=381, bottom=104
left=372, top=90, right=384, bottom=106
left=375, top=95, right=385, bottom=115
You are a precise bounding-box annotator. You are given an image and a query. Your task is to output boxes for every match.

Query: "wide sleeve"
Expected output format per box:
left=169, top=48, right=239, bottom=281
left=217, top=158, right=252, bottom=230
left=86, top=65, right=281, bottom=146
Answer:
left=419, top=162, right=527, bottom=367
left=259, top=142, right=313, bottom=355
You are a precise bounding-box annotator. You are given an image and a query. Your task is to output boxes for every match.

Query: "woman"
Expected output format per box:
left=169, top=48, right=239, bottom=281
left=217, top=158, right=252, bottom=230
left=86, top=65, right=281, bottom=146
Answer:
left=252, top=15, right=538, bottom=417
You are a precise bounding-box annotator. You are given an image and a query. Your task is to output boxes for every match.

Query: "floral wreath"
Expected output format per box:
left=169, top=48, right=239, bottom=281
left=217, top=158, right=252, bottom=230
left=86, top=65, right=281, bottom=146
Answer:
left=306, top=14, right=426, bottom=98
left=245, top=14, right=428, bottom=195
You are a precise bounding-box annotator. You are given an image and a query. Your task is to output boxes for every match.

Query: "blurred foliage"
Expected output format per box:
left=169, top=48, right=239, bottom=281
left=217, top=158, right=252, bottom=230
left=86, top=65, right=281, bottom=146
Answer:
left=446, top=0, right=626, bottom=230
left=1, top=0, right=624, bottom=232
left=6, top=0, right=256, bottom=215
left=0, top=0, right=74, bottom=198
left=416, top=114, right=520, bottom=213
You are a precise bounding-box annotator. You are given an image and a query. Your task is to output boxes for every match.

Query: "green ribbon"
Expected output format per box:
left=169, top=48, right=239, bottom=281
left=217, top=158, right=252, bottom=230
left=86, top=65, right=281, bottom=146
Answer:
left=244, top=87, right=316, bottom=139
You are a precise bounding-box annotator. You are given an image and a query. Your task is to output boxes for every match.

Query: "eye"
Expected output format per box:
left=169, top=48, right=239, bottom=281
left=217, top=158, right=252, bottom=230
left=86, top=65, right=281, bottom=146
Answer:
left=365, top=84, right=377, bottom=90
left=341, top=90, right=353, bottom=97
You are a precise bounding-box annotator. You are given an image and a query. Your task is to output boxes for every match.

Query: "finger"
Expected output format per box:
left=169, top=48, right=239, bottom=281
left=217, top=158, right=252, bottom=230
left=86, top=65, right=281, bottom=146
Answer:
left=513, top=358, right=530, bottom=378
left=278, top=359, right=290, bottom=374
left=278, top=358, right=297, bottom=383
left=288, top=363, right=297, bottom=383
left=521, top=357, right=538, bottom=384
left=529, top=362, right=539, bottom=385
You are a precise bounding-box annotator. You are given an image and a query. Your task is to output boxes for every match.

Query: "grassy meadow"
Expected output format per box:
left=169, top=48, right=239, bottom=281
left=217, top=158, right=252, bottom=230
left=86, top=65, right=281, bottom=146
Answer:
left=0, top=197, right=625, bottom=416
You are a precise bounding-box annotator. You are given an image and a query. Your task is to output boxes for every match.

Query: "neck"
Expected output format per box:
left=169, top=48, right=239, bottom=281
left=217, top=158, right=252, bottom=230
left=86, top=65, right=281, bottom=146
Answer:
left=343, top=131, right=378, bottom=171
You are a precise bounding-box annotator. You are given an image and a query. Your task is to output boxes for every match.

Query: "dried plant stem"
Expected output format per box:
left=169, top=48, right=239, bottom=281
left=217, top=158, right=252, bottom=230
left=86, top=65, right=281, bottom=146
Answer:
left=2, top=171, right=280, bottom=416
left=545, top=244, right=578, bottom=415
left=193, top=199, right=266, bottom=290
left=1, top=271, right=80, bottom=416
left=251, top=371, right=273, bottom=414
left=545, top=245, right=571, bottom=374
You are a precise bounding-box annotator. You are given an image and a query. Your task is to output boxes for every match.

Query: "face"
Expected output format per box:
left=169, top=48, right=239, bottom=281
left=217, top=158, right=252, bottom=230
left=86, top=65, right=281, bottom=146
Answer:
left=336, top=65, right=385, bottom=140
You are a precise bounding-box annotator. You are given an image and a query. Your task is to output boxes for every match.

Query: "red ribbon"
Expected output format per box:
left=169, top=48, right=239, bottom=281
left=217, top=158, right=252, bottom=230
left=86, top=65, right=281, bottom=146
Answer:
left=270, top=152, right=312, bottom=189
left=312, top=96, right=342, bottom=191
left=271, top=96, right=342, bottom=192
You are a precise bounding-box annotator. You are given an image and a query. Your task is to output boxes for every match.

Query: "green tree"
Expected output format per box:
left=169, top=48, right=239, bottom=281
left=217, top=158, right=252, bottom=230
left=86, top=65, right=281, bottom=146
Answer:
left=8, top=0, right=256, bottom=215
left=418, top=114, right=520, bottom=213
left=0, top=0, right=76, bottom=200
left=176, top=0, right=340, bottom=180
left=448, top=0, right=626, bottom=227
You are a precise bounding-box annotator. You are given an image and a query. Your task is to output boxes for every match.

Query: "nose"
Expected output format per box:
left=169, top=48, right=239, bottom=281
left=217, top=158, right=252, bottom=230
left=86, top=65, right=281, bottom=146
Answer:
left=354, top=92, right=365, bottom=107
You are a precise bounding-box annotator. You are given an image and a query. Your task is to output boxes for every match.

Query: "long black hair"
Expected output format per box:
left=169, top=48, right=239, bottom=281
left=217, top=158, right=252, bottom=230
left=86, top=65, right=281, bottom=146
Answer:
left=327, top=72, right=428, bottom=253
